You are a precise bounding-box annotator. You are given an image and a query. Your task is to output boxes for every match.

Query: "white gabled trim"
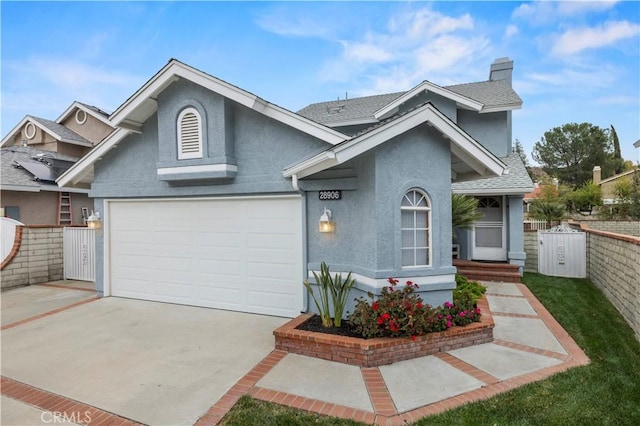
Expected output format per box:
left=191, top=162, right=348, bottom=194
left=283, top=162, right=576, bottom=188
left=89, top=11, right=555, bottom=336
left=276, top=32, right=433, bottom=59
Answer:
left=110, top=60, right=348, bottom=146
left=0, top=116, right=31, bottom=147
left=321, top=117, right=379, bottom=128
left=56, top=101, right=113, bottom=127
left=56, top=128, right=131, bottom=187
left=480, top=104, right=522, bottom=113
left=283, top=151, right=337, bottom=178
left=374, top=80, right=483, bottom=120
left=157, top=164, right=238, bottom=175
left=40, top=186, right=91, bottom=194
left=286, top=103, right=506, bottom=180
left=452, top=187, right=535, bottom=196
left=0, top=184, right=40, bottom=192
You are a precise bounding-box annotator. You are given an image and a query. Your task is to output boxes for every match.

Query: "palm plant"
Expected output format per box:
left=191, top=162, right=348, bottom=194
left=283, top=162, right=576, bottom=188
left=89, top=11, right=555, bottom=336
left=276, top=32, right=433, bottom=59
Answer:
left=451, top=194, right=483, bottom=238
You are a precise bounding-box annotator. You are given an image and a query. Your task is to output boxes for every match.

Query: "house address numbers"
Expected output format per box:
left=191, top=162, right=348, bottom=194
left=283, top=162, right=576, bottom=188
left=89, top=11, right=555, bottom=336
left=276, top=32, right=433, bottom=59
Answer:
left=318, top=190, right=341, bottom=200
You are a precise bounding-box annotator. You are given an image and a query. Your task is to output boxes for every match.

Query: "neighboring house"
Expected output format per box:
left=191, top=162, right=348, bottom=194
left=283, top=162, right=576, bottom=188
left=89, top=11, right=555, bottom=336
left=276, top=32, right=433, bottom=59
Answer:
left=593, top=165, right=639, bottom=204
left=59, top=58, right=514, bottom=318
left=523, top=182, right=558, bottom=217
left=1, top=102, right=113, bottom=225
left=298, top=57, right=533, bottom=267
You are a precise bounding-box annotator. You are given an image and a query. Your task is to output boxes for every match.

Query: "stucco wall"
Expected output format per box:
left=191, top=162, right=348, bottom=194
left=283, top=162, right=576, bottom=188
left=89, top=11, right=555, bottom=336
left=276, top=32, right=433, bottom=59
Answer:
left=456, top=110, right=509, bottom=157
left=1, top=226, right=63, bottom=289
left=60, top=114, right=113, bottom=145
left=1, top=190, right=91, bottom=226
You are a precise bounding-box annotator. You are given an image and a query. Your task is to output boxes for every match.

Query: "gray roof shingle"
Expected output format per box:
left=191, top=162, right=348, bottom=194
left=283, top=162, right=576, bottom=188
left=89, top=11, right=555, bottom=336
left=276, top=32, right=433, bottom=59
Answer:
left=297, top=92, right=403, bottom=125
left=446, top=80, right=522, bottom=109
left=297, top=80, right=522, bottom=126
left=452, top=152, right=534, bottom=194
left=29, top=116, right=92, bottom=145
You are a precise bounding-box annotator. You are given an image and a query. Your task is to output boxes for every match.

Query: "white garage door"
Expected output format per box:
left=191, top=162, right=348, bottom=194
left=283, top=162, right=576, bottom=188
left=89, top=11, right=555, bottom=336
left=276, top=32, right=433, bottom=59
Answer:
left=107, top=196, right=303, bottom=317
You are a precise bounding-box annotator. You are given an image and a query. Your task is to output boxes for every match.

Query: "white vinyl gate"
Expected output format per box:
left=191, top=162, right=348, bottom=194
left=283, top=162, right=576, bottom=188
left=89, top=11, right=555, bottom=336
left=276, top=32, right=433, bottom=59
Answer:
left=538, top=225, right=586, bottom=278
left=63, top=228, right=96, bottom=281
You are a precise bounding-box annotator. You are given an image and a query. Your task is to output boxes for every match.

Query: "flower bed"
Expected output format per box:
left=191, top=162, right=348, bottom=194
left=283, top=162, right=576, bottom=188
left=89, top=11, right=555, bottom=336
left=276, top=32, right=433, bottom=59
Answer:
left=273, top=295, right=493, bottom=367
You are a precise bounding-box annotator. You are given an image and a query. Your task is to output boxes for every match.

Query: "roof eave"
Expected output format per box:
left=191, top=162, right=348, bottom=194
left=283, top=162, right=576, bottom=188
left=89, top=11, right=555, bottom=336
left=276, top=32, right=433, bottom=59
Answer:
left=286, top=103, right=506, bottom=181
left=452, top=186, right=535, bottom=195
left=110, top=59, right=348, bottom=146
left=480, top=103, right=523, bottom=114
left=374, top=81, right=483, bottom=120
left=56, top=101, right=113, bottom=127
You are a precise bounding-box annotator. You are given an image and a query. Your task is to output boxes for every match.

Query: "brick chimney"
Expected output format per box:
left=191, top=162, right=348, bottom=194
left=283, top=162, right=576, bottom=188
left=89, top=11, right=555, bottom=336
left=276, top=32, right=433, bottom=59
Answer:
left=489, top=57, right=513, bottom=87
left=593, top=166, right=601, bottom=184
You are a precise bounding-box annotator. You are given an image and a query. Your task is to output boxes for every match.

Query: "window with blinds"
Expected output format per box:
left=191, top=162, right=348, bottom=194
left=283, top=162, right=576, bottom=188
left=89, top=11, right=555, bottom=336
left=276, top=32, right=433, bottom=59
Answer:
left=177, top=107, right=202, bottom=159
left=401, top=189, right=431, bottom=267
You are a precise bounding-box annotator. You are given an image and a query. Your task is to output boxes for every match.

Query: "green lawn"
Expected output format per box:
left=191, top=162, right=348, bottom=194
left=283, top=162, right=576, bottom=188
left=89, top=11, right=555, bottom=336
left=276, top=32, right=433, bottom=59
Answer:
left=220, top=273, right=640, bottom=425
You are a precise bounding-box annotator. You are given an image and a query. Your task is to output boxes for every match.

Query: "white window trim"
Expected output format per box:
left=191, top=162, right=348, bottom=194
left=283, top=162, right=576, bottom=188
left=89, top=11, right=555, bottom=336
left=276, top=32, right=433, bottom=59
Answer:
left=177, top=107, right=203, bottom=160
left=401, top=190, right=432, bottom=268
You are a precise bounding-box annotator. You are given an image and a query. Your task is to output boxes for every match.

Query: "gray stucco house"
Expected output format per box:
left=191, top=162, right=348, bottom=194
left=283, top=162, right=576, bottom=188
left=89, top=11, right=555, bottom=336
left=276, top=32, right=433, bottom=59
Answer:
left=59, top=58, right=529, bottom=318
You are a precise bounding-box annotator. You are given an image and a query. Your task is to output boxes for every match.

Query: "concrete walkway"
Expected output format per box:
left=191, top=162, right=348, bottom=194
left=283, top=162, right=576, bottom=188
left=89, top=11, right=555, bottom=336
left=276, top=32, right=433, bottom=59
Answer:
left=198, top=281, right=590, bottom=425
left=1, top=281, right=589, bottom=425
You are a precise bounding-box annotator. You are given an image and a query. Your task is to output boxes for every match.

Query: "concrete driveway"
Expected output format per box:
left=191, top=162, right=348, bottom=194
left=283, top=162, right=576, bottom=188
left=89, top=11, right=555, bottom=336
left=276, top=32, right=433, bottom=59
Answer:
left=1, top=284, right=288, bottom=425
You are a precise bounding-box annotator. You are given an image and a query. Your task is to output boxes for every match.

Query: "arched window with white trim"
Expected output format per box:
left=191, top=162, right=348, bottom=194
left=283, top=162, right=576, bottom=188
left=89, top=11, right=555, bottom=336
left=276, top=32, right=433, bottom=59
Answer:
left=401, top=189, right=431, bottom=267
left=177, top=107, right=203, bottom=159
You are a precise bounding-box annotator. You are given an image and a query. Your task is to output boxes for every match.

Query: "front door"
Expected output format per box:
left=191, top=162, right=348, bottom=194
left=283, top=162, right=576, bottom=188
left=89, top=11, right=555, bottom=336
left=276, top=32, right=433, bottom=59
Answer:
left=472, top=196, right=507, bottom=261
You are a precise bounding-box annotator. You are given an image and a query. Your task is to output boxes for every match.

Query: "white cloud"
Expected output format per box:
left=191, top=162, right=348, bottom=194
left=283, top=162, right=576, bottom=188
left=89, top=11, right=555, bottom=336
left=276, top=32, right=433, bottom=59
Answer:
left=512, top=0, right=619, bottom=23
left=341, top=39, right=394, bottom=64
left=314, top=6, right=491, bottom=92
left=551, top=20, right=640, bottom=56
left=254, top=6, right=335, bottom=38
left=504, top=24, right=519, bottom=38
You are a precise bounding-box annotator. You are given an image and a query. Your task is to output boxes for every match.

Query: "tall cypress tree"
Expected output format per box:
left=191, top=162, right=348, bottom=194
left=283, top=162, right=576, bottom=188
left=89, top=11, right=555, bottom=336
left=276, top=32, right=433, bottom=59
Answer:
left=611, top=125, right=623, bottom=174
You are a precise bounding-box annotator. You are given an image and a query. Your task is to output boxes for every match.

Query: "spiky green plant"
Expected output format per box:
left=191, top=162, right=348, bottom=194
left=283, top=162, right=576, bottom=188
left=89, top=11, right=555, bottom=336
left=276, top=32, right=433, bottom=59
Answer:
left=303, top=262, right=356, bottom=327
left=452, top=194, right=483, bottom=238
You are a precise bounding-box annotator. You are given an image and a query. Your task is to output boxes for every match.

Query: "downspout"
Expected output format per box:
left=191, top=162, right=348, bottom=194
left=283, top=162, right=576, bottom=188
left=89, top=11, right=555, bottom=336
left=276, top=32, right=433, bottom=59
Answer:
left=290, top=173, right=309, bottom=313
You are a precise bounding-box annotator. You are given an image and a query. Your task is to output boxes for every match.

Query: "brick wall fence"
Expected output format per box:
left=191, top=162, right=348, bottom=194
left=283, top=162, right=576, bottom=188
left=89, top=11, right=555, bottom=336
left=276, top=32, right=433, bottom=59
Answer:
left=524, top=231, right=538, bottom=273
left=523, top=224, right=640, bottom=341
left=569, top=219, right=640, bottom=237
left=1, top=226, right=64, bottom=289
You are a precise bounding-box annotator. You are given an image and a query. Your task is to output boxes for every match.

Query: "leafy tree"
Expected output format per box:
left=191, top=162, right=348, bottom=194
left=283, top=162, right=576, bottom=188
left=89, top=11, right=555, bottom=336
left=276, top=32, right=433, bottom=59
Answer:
left=529, top=199, right=565, bottom=225
left=451, top=194, right=483, bottom=238
left=610, top=125, right=625, bottom=175
left=566, top=181, right=602, bottom=215
left=532, top=123, right=613, bottom=188
left=514, top=139, right=533, bottom=180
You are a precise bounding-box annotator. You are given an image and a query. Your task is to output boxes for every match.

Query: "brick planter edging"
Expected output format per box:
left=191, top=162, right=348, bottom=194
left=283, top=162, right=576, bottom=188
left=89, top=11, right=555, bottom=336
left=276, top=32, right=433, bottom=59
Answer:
left=274, top=296, right=494, bottom=368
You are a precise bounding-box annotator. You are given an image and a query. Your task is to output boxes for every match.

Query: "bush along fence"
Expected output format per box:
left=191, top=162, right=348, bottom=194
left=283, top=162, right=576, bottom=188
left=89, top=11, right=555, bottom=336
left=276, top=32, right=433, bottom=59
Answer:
left=523, top=224, right=639, bottom=341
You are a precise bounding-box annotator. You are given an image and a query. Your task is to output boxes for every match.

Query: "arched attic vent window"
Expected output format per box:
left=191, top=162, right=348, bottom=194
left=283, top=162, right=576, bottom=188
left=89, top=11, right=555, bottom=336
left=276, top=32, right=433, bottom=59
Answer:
left=177, top=107, right=203, bottom=159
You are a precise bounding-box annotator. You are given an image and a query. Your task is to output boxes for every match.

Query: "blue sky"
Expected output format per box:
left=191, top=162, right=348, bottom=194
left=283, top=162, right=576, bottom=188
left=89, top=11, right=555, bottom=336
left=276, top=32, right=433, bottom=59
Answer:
left=2, top=1, right=639, bottom=163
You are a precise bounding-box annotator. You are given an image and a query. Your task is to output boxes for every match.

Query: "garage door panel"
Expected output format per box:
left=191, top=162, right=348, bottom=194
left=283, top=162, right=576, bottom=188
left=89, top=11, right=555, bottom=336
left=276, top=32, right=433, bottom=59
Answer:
left=198, top=259, right=243, bottom=275
left=248, top=233, right=297, bottom=249
left=247, top=291, right=297, bottom=316
left=109, top=197, right=303, bottom=317
left=247, top=262, right=296, bottom=280
left=197, top=232, right=243, bottom=248
left=198, top=287, right=243, bottom=306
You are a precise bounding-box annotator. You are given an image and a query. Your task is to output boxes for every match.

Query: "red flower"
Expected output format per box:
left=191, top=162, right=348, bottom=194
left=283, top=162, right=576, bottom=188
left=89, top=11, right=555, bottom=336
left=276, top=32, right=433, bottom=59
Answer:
left=372, top=302, right=379, bottom=311
left=406, top=280, right=413, bottom=286
left=389, top=320, right=399, bottom=333
left=416, top=302, right=423, bottom=309
left=475, top=307, right=482, bottom=314
left=377, top=316, right=385, bottom=325
left=382, top=313, right=391, bottom=320
left=411, top=335, right=417, bottom=341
